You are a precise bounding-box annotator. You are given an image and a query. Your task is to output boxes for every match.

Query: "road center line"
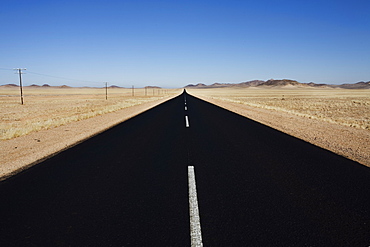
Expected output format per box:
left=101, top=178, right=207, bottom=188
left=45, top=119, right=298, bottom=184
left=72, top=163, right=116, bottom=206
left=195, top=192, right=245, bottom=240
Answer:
left=188, top=166, right=203, bottom=247
left=185, top=106, right=187, bottom=111
left=185, top=116, right=190, bottom=127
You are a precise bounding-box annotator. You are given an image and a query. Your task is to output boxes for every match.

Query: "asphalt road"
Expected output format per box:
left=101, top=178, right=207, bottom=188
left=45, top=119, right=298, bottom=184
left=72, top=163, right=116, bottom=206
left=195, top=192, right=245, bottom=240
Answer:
left=1, top=90, right=370, bottom=246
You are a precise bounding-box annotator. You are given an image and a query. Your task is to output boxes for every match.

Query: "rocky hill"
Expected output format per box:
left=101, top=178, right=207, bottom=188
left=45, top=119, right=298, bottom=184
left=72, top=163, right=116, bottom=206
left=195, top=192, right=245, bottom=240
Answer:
left=338, top=81, right=370, bottom=89
left=185, top=80, right=370, bottom=89
left=0, top=84, right=18, bottom=87
left=145, top=86, right=162, bottom=89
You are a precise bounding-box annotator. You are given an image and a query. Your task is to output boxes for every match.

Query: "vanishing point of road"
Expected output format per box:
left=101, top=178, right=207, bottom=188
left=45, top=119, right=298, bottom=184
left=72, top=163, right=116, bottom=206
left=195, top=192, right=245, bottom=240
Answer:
left=1, top=91, right=370, bottom=246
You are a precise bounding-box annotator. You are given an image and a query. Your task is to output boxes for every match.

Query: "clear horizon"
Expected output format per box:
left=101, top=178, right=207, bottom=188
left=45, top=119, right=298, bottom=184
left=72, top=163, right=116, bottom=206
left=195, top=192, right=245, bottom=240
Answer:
left=1, top=0, right=369, bottom=88
left=1, top=78, right=369, bottom=89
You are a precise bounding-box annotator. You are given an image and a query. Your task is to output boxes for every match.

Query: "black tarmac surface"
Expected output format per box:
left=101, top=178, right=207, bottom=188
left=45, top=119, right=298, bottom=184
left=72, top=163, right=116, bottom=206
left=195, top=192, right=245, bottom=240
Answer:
left=1, top=90, right=370, bottom=246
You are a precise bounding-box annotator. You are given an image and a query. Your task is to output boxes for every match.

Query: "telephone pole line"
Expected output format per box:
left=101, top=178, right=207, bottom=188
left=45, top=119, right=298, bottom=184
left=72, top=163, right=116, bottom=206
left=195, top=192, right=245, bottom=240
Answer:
left=105, top=82, right=108, bottom=100
left=14, top=68, right=26, bottom=105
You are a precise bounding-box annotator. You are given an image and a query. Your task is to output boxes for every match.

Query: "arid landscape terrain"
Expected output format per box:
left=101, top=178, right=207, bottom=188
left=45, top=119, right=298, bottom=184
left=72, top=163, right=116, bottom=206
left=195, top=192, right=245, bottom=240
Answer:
left=187, top=86, right=370, bottom=130
left=1, top=82, right=370, bottom=179
left=187, top=85, right=370, bottom=167
left=0, top=85, right=176, bottom=140
left=0, top=85, right=180, bottom=179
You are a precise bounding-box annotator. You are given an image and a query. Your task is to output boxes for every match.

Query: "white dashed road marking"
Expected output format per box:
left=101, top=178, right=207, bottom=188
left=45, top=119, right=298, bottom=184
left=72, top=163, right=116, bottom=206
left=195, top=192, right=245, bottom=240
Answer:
left=188, top=166, right=203, bottom=247
left=185, top=106, right=187, bottom=111
left=185, top=116, right=190, bottom=127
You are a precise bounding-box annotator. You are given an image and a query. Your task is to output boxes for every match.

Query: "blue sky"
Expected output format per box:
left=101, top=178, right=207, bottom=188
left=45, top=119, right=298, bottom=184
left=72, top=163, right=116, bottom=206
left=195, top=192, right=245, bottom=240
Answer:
left=1, top=0, right=369, bottom=88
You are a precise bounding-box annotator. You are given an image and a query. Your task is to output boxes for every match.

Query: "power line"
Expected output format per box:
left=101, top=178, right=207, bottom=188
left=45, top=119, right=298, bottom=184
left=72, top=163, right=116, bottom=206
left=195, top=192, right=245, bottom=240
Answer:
left=1, top=68, right=101, bottom=85
left=26, top=71, right=101, bottom=84
left=1, top=68, right=135, bottom=88
left=14, top=68, right=26, bottom=105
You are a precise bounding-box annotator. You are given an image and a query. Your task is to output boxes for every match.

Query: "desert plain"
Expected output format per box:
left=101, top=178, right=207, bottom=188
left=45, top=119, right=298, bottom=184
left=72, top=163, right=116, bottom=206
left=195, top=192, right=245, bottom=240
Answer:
left=0, top=86, right=178, bottom=140
left=0, top=85, right=369, bottom=180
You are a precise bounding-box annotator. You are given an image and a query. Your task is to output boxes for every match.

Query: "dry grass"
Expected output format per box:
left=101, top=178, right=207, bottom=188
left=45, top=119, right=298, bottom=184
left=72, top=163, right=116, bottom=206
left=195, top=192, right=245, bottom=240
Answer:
left=187, top=87, right=370, bottom=130
left=0, top=87, right=180, bottom=140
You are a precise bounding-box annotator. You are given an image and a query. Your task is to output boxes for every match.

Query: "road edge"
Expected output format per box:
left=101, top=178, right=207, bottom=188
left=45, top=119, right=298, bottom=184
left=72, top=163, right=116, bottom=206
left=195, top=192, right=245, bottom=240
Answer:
left=188, top=92, right=370, bottom=168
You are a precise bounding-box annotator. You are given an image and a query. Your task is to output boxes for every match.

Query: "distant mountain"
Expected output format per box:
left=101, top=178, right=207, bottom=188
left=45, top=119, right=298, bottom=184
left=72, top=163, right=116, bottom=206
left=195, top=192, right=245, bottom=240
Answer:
left=185, top=80, right=370, bottom=89
left=338, top=81, right=370, bottom=89
left=208, top=83, right=231, bottom=88
left=263, top=79, right=300, bottom=86
left=145, top=86, right=162, bottom=89
left=0, top=84, right=18, bottom=87
left=185, top=81, right=265, bottom=88
left=185, top=83, right=207, bottom=88
left=239, top=80, right=265, bottom=87
left=306, top=82, right=328, bottom=88
left=0, top=84, right=166, bottom=89
left=26, top=84, right=51, bottom=87
left=185, top=79, right=302, bottom=88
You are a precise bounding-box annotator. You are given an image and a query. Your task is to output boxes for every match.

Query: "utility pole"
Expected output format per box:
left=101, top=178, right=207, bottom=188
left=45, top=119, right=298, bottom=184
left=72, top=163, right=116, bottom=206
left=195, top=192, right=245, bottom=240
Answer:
left=14, top=68, right=26, bottom=105
left=105, top=82, right=108, bottom=100
left=132, top=85, right=134, bottom=96
left=145, top=87, right=147, bottom=96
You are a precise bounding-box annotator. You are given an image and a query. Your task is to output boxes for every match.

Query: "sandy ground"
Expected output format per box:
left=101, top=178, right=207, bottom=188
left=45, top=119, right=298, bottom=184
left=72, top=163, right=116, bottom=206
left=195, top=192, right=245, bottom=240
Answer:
left=191, top=93, right=370, bottom=168
left=0, top=95, right=178, bottom=181
left=0, top=87, right=176, bottom=140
